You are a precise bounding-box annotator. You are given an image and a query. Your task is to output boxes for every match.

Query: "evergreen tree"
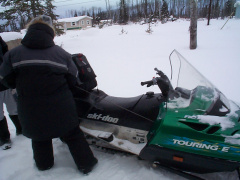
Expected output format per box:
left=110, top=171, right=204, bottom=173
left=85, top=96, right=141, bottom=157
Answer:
left=160, top=0, right=169, bottom=23
left=45, top=0, right=58, bottom=20
left=27, top=0, right=45, bottom=18
left=144, top=0, right=148, bottom=17
left=0, top=0, right=59, bottom=31
left=92, top=7, right=96, bottom=25
left=213, top=0, right=220, bottom=19
left=154, top=0, right=160, bottom=18
left=0, top=0, right=30, bottom=31
left=74, top=10, right=78, bottom=17
left=44, top=0, right=63, bottom=36
left=202, top=5, right=208, bottom=18
left=224, top=0, right=234, bottom=17
left=95, top=16, right=101, bottom=25
left=119, top=0, right=128, bottom=24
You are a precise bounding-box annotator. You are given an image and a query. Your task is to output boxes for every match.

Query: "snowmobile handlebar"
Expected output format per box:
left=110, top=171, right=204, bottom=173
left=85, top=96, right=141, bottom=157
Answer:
left=141, top=80, right=154, bottom=87
left=141, top=68, right=173, bottom=97
left=141, top=77, right=164, bottom=88
left=154, top=67, right=165, bottom=77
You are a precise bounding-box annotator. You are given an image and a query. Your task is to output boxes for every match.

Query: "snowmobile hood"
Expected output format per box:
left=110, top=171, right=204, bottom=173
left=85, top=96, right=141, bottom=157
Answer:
left=148, top=50, right=240, bottom=162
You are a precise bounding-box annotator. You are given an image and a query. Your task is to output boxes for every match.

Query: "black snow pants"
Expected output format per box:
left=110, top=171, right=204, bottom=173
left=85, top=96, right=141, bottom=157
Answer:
left=32, top=126, right=96, bottom=171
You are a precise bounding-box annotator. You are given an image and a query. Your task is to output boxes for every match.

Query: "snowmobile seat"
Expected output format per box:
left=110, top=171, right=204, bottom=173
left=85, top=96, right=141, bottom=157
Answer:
left=75, top=89, right=162, bottom=131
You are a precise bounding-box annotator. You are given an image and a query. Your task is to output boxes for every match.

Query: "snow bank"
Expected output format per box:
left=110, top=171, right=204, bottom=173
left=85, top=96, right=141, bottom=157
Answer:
left=0, top=32, right=23, bottom=42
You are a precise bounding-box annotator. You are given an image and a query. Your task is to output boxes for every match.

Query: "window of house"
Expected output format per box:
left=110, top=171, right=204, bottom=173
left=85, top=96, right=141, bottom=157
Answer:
left=72, top=22, right=76, bottom=26
left=81, top=20, right=84, bottom=25
left=87, top=20, right=90, bottom=25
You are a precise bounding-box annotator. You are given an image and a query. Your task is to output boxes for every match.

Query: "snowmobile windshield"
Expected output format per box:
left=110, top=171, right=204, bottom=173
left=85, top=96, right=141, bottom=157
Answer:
left=166, top=50, right=230, bottom=116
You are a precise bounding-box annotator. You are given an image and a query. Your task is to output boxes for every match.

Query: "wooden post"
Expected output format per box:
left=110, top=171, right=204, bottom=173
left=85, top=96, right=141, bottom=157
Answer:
left=190, top=0, right=197, bottom=50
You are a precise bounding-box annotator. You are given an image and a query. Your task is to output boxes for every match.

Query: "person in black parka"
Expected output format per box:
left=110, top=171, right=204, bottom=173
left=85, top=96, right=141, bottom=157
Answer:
left=0, top=15, right=97, bottom=174
left=0, top=36, right=22, bottom=150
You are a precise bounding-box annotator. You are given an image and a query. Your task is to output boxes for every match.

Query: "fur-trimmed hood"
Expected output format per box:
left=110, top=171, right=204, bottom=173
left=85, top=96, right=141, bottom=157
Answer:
left=26, top=15, right=55, bottom=35
left=21, top=16, right=55, bottom=49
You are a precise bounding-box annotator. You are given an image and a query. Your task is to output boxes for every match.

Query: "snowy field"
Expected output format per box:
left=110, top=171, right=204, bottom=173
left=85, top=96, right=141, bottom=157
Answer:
left=0, top=18, right=240, bottom=180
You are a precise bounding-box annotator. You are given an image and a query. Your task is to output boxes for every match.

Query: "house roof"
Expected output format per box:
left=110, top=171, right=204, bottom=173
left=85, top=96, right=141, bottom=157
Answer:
left=57, top=16, right=93, bottom=23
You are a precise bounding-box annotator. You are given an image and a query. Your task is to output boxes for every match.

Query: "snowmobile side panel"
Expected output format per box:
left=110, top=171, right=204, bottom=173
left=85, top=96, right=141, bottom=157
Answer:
left=147, top=86, right=240, bottom=164
left=80, top=121, right=147, bottom=155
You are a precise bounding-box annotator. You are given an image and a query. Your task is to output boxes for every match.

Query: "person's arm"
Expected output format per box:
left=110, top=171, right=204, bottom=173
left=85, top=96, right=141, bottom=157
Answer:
left=65, top=54, right=82, bottom=89
left=0, top=51, right=16, bottom=90
left=0, top=36, right=8, bottom=55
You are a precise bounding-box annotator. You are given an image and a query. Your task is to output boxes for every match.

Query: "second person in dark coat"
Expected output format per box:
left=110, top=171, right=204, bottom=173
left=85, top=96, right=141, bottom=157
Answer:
left=0, top=15, right=97, bottom=174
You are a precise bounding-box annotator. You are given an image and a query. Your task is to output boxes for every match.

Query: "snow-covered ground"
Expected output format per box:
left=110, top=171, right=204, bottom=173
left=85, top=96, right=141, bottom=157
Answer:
left=0, top=18, right=240, bottom=180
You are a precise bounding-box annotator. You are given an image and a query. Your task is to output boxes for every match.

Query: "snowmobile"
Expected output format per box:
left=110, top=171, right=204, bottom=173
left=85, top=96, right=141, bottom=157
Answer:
left=72, top=50, right=240, bottom=178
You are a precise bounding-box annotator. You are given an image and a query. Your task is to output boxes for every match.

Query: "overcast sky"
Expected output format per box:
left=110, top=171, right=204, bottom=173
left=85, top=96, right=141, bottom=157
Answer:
left=53, top=0, right=119, bottom=18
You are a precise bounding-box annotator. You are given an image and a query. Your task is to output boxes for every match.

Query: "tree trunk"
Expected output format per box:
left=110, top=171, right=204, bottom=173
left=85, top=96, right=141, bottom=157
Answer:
left=190, top=0, right=197, bottom=50
left=207, top=0, right=212, bottom=25
left=144, top=0, right=148, bottom=17
left=30, top=0, right=37, bottom=17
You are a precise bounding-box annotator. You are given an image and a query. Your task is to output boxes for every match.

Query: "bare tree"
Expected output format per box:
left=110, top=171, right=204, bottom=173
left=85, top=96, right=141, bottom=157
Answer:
left=207, top=0, right=212, bottom=25
left=190, top=0, right=197, bottom=49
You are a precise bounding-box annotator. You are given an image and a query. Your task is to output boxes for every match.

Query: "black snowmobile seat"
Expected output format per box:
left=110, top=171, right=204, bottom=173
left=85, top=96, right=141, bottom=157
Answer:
left=75, top=90, right=162, bottom=131
left=99, top=94, right=143, bottom=111
left=85, top=89, right=145, bottom=116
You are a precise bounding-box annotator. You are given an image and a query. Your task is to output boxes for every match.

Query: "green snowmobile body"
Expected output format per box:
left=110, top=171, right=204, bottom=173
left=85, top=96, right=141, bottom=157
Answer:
left=148, top=88, right=240, bottom=161
left=140, top=50, right=240, bottom=173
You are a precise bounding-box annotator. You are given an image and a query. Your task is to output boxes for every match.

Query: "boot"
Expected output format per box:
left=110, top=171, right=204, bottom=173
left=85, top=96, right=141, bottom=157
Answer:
left=80, top=157, right=98, bottom=175
left=32, top=139, right=54, bottom=171
left=0, top=117, right=10, bottom=147
left=9, top=115, right=22, bottom=135
left=62, top=127, right=98, bottom=174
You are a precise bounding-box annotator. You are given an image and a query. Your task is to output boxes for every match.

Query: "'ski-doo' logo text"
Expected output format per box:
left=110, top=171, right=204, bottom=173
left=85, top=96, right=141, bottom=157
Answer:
left=173, top=139, right=230, bottom=152
left=87, top=113, right=119, bottom=124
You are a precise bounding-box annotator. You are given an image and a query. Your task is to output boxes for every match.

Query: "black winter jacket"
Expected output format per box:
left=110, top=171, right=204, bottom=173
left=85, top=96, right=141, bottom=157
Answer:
left=0, top=23, right=80, bottom=140
left=0, top=36, right=8, bottom=64
left=0, top=36, right=9, bottom=91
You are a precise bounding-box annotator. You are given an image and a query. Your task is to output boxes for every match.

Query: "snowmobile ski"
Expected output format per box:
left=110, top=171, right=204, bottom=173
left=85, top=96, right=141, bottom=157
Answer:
left=152, top=161, right=205, bottom=180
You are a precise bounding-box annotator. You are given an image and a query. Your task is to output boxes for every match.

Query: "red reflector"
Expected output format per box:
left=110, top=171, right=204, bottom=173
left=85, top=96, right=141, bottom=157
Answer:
left=78, top=53, right=83, bottom=60
left=173, top=156, right=183, bottom=162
